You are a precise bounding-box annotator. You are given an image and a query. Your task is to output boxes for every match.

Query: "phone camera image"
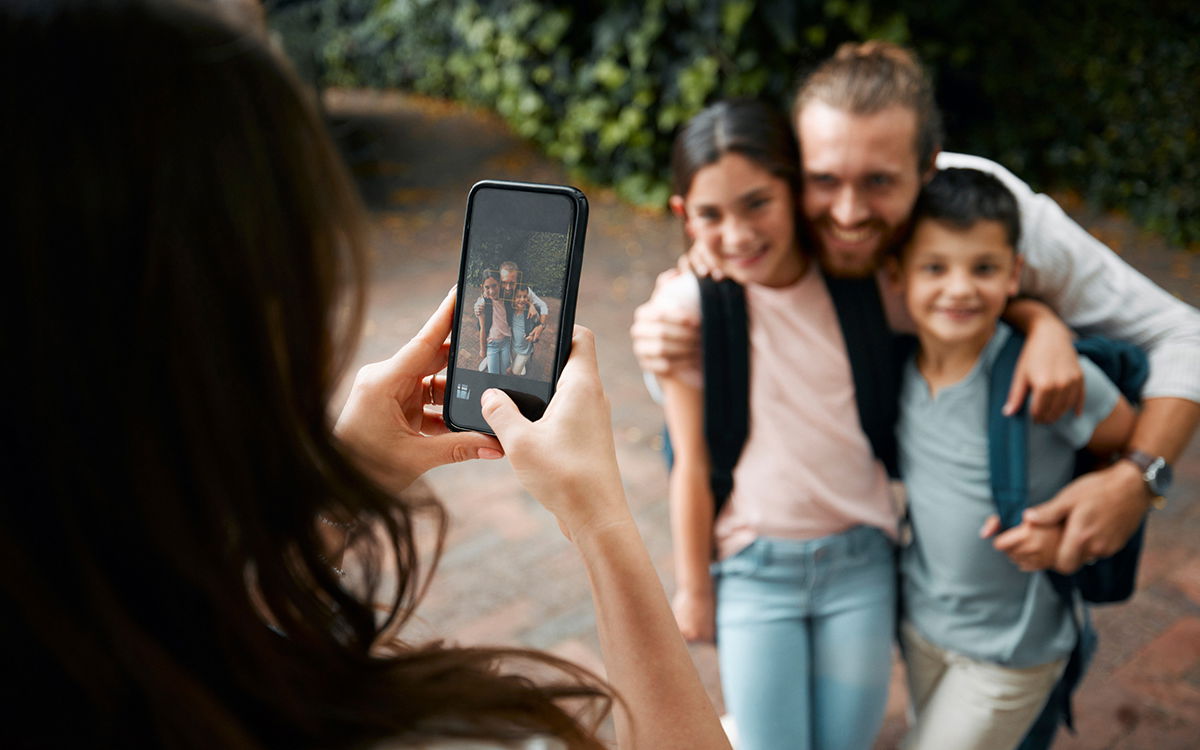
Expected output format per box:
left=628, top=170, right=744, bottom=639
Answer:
left=446, top=182, right=586, bottom=433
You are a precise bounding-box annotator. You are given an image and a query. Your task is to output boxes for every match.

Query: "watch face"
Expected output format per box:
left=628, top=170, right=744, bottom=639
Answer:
left=1146, top=458, right=1173, bottom=496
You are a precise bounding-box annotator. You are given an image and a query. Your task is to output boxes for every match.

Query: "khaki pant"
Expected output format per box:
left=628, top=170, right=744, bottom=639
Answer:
left=900, top=621, right=1066, bottom=750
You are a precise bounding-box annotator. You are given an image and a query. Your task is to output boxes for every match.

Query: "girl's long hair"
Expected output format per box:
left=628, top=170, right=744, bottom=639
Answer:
left=0, top=1, right=608, bottom=747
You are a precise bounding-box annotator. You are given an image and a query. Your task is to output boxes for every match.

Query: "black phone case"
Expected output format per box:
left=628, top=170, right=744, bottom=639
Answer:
left=444, top=180, right=588, bottom=434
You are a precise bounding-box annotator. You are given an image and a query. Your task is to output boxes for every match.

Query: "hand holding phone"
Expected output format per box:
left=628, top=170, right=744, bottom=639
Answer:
left=445, top=180, right=588, bottom=433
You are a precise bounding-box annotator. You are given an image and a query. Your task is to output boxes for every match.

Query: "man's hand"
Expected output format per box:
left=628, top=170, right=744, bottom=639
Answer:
left=984, top=515, right=1065, bottom=572
left=1020, top=460, right=1150, bottom=573
left=1004, top=300, right=1085, bottom=423
left=630, top=268, right=701, bottom=376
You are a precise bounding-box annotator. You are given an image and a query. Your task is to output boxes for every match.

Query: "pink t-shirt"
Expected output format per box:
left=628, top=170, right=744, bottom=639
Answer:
left=487, top=298, right=511, bottom=342
left=655, top=268, right=899, bottom=559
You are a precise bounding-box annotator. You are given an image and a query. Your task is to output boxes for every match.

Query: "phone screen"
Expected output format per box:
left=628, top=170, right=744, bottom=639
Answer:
left=446, top=183, right=583, bottom=432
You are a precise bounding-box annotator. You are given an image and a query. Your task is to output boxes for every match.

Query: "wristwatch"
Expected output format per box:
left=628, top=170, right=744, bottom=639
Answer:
left=1122, top=450, right=1172, bottom=508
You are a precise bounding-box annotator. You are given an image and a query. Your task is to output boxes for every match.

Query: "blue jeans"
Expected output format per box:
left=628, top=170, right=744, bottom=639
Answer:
left=486, top=338, right=511, bottom=374
left=713, top=527, right=897, bottom=750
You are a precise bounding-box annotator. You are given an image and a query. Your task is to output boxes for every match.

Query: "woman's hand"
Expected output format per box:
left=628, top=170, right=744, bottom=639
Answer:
left=335, top=288, right=504, bottom=493
left=480, top=326, right=628, bottom=541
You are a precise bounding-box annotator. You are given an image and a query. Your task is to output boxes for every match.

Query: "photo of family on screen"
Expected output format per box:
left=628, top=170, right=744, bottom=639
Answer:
left=456, top=230, right=568, bottom=384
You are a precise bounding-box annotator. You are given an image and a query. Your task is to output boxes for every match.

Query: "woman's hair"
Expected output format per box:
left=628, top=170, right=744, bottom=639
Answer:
left=670, top=98, right=801, bottom=200
left=792, top=40, right=943, bottom=171
left=0, top=1, right=606, bottom=747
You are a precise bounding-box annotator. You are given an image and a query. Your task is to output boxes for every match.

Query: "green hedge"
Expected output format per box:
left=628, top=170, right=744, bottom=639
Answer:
left=270, top=0, right=1200, bottom=246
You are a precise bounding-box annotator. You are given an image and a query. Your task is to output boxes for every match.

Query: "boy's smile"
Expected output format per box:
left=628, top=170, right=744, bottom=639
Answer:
left=900, top=218, right=1022, bottom=353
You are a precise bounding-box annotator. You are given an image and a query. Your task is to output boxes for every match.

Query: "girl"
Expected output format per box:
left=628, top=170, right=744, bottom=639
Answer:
left=477, top=270, right=512, bottom=374
left=658, top=99, right=898, bottom=750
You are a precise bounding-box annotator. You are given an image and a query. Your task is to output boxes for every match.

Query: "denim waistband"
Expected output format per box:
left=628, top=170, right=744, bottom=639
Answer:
left=725, top=525, right=892, bottom=568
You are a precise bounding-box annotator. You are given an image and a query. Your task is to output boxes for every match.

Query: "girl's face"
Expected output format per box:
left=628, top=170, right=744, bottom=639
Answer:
left=673, top=152, right=804, bottom=288
left=482, top=277, right=499, bottom=298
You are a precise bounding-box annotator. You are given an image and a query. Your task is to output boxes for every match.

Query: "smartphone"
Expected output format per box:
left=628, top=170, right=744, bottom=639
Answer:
left=444, top=180, right=588, bottom=434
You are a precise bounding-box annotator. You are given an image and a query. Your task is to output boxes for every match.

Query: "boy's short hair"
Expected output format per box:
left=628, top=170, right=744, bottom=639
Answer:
left=910, top=168, right=1021, bottom=250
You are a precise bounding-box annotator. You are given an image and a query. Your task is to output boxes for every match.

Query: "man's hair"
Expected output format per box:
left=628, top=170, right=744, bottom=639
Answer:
left=499, top=261, right=520, bottom=273
left=911, top=168, right=1022, bottom=249
left=793, top=40, right=943, bottom=170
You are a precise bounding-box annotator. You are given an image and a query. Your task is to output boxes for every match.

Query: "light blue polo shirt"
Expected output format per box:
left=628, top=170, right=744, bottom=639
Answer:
left=898, top=323, right=1120, bottom=668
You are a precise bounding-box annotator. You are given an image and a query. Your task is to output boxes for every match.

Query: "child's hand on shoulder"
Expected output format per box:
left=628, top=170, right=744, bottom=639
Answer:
left=981, top=515, right=1063, bottom=572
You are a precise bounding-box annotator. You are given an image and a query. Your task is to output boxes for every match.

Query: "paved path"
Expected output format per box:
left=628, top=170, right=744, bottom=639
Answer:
left=326, top=89, right=1200, bottom=749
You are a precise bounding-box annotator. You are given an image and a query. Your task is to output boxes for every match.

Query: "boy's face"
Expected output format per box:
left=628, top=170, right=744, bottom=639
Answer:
left=899, top=218, right=1022, bottom=349
left=513, top=288, right=529, bottom=310
left=482, top=277, right=499, bottom=299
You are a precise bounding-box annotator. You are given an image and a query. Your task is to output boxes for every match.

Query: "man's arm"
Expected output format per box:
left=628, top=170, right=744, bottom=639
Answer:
left=527, top=287, right=548, bottom=317
left=631, top=268, right=702, bottom=377
left=942, top=153, right=1200, bottom=571
left=1025, top=397, right=1200, bottom=572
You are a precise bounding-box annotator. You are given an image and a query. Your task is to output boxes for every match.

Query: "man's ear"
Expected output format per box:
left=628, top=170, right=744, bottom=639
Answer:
left=921, top=148, right=941, bottom=185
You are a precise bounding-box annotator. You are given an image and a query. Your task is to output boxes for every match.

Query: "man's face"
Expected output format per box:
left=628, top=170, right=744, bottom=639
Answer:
left=797, top=101, right=928, bottom=278
left=500, top=268, right=519, bottom=297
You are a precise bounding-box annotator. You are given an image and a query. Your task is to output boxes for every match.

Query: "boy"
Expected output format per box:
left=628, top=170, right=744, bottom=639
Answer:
left=509, top=284, right=543, bottom=376
left=892, top=169, right=1136, bottom=750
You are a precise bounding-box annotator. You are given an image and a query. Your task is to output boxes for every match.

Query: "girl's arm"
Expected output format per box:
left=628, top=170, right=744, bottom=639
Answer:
left=482, top=328, right=730, bottom=750
left=661, top=375, right=717, bottom=643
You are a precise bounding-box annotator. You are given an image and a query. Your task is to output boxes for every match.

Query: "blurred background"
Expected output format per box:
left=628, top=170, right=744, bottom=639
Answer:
left=267, top=0, right=1199, bottom=246
left=260, top=2, right=1200, bottom=747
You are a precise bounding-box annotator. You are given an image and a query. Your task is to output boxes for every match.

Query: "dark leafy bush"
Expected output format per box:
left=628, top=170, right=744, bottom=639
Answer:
left=271, top=0, right=1200, bottom=245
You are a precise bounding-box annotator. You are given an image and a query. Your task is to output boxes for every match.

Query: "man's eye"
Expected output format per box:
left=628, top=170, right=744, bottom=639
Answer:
left=866, top=174, right=894, bottom=188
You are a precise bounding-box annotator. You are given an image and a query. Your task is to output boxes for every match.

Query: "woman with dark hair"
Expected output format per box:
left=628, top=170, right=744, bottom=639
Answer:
left=0, top=1, right=729, bottom=748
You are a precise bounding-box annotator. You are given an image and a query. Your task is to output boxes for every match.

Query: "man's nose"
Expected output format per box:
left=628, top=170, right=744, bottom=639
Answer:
left=830, top=185, right=868, bottom=226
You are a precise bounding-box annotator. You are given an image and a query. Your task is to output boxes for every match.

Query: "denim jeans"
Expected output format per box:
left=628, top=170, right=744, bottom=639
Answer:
left=485, top=338, right=511, bottom=374
left=713, top=527, right=897, bottom=750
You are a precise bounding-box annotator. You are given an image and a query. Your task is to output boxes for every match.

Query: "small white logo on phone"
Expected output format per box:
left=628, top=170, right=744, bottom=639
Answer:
left=456, top=383, right=471, bottom=400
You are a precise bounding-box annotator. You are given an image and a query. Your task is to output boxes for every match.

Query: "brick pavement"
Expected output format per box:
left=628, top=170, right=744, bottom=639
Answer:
left=327, top=89, right=1200, bottom=749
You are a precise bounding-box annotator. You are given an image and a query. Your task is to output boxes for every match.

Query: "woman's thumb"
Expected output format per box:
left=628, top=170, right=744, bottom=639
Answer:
left=480, top=388, right=527, bottom=443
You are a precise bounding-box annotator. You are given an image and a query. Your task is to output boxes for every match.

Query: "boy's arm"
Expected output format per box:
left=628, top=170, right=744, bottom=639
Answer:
left=661, top=375, right=717, bottom=643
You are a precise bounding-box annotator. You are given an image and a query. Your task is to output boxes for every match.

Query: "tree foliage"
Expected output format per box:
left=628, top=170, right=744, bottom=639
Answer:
left=270, top=0, right=1200, bottom=245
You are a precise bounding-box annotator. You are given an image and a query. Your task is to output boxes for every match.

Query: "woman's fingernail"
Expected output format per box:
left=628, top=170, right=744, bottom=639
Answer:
left=478, top=447, right=504, bottom=460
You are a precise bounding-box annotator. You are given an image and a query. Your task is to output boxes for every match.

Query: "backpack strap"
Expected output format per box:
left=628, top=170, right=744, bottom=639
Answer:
left=697, top=277, right=750, bottom=519
left=987, top=331, right=1030, bottom=531
left=987, top=332, right=1150, bottom=735
left=825, top=276, right=909, bottom=479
